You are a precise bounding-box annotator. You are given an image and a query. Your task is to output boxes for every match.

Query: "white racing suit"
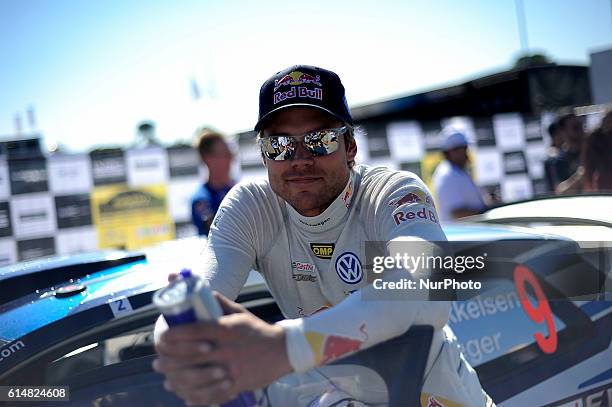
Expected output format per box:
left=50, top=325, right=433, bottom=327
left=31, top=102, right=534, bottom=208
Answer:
left=195, top=165, right=493, bottom=407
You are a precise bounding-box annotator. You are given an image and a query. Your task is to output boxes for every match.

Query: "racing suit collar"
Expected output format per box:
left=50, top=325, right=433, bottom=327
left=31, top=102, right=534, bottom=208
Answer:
left=286, top=172, right=354, bottom=233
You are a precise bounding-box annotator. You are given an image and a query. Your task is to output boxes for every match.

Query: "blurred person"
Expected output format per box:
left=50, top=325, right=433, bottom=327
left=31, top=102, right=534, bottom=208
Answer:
left=154, top=65, right=492, bottom=406
left=554, top=111, right=585, bottom=194
left=432, top=128, right=486, bottom=222
left=582, top=118, right=612, bottom=191
left=191, top=128, right=235, bottom=236
left=601, top=109, right=612, bottom=134
left=543, top=120, right=563, bottom=191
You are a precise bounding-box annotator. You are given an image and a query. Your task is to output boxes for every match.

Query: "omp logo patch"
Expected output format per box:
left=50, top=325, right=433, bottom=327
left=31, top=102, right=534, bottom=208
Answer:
left=310, top=243, right=334, bottom=259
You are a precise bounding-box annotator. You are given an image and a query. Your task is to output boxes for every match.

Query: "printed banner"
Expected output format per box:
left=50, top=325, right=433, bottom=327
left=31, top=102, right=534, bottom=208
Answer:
left=473, top=148, right=503, bottom=185
left=168, top=178, right=201, bottom=222
left=387, top=121, right=424, bottom=162
left=126, top=147, right=169, bottom=187
left=90, top=149, right=127, bottom=186
left=56, top=227, right=98, bottom=255
left=10, top=194, right=56, bottom=239
left=493, top=113, right=526, bottom=152
left=48, top=154, right=92, bottom=194
left=0, top=238, right=17, bottom=267
left=0, top=201, right=12, bottom=238
left=167, top=145, right=200, bottom=178
left=55, top=194, right=93, bottom=229
left=91, top=184, right=174, bottom=250
left=0, top=159, right=10, bottom=200
left=8, top=157, right=49, bottom=195
left=17, top=237, right=55, bottom=261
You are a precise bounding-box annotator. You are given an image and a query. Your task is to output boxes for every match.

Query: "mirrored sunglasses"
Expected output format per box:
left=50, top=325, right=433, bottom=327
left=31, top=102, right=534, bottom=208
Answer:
left=258, top=126, right=347, bottom=161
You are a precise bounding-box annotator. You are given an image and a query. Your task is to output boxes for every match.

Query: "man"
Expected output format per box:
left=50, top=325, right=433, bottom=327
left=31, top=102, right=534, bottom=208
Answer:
left=191, top=128, right=234, bottom=235
left=582, top=113, right=612, bottom=192
left=432, top=128, right=486, bottom=222
left=155, top=65, right=491, bottom=406
left=544, top=120, right=563, bottom=192
left=553, top=112, right=585, bottom=194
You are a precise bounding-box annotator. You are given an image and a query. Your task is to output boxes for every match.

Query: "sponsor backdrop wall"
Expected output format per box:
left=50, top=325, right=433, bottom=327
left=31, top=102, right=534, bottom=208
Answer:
left=0, top=111, right=601, bottom=266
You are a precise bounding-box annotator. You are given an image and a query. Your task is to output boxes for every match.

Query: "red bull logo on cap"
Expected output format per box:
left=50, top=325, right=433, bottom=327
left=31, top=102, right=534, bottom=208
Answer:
left=274, top=71, right=322, bottom=91
left=274, top=86, right=323, bottom=105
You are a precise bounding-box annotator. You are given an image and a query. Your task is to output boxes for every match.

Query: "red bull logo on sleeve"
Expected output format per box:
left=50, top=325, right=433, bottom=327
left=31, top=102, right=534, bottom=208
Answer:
left=342, top=182, right=353, bottom=208
left=389, top=190, right=426, bottom=208
left=425, top=193, right=436, bottom=208
left=274, top=71, right=322, bottom=91
left=321, top=323, right=368, bottom=364
left=393, top=207, right=439, bottom=225
left=420, top=393, right=464, bottom=407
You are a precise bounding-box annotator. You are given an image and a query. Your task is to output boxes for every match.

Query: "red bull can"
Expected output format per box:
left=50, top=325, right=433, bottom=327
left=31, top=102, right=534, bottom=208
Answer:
left=153, top=269, right=223, bottom=325
left=153, top=270, right=259, bottom=407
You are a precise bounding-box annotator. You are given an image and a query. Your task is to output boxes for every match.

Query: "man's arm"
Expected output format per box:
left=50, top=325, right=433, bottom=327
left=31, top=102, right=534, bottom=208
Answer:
left=155, top=183, right=291, bottom=405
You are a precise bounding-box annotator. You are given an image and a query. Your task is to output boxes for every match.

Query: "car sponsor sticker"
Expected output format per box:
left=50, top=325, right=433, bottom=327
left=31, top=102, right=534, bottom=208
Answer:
left=310, top=243, right=335, bottom=259
left=335, top=252, right=363, bottom=284
left=0, top=340, right=26, bottom=364
left=108, top=297, right=134, bottom=318
left=545, top=381, right=612, bottom=406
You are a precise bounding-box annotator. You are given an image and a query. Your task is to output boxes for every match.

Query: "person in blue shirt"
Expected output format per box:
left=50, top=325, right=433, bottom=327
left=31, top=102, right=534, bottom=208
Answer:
left=191, top=128, right=235, bottom=235
left=432, top=128, right=486, bottom=222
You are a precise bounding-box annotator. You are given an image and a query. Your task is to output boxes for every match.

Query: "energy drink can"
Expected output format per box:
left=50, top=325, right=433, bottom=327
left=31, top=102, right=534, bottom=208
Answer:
left=153, top=269, right=259, bottom=407
left=153, top=268, right=222, bottom=325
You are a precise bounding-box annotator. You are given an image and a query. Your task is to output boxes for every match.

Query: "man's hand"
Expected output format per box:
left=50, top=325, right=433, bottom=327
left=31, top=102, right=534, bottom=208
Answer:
left=153, top=292, right=292, bottom=405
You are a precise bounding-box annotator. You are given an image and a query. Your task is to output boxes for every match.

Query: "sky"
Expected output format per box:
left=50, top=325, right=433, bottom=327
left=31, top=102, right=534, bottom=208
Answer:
left=0, top=0, right=611, bottom=152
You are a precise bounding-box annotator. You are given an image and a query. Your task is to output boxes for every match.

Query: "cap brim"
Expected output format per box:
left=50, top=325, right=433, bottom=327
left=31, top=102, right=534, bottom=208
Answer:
left=443, top=143, right=469, bottom=151
left=254, top=103, right=350, bottom=132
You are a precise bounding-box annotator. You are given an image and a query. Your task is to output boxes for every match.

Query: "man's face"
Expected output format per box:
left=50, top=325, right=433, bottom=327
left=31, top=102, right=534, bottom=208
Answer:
left=446, top=146, right=469, bottom=168
left=203, top=139, right=233, bottom=175
left=261, top=107, right=357, bottom=217
left=561, top=116, right=585, bottom=148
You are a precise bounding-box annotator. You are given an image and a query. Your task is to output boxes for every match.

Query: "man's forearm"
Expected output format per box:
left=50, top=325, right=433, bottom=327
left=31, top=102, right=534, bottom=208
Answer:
left=277, top=283, right=450, bottom=372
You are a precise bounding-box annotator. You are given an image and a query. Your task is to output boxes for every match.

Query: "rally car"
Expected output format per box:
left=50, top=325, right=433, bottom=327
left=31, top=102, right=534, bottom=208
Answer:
left=0, top=197, right=610, bottom=406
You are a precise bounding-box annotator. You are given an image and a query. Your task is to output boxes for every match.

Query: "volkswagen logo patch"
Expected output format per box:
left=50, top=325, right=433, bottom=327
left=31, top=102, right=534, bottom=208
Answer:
left=335, top=252, right=363, bottom=284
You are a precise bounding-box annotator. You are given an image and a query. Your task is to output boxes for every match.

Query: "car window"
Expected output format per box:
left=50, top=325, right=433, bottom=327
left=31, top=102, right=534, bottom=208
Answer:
left=45, top=329, right=155, bottom=386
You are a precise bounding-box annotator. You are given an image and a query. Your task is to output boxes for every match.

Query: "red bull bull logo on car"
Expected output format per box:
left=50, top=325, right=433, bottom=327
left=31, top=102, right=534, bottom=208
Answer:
left=274, top=71, right=322, bottom=91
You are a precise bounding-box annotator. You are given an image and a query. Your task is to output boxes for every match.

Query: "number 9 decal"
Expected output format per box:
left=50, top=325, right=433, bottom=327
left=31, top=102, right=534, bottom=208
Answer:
left=513, top=265, right=558, bottom=354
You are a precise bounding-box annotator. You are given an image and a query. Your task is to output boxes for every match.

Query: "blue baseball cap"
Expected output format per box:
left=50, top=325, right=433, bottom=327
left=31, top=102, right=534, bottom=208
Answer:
left=440, top=127, right=469, bottom=151
left=255, top=65, right=353, bottom=132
